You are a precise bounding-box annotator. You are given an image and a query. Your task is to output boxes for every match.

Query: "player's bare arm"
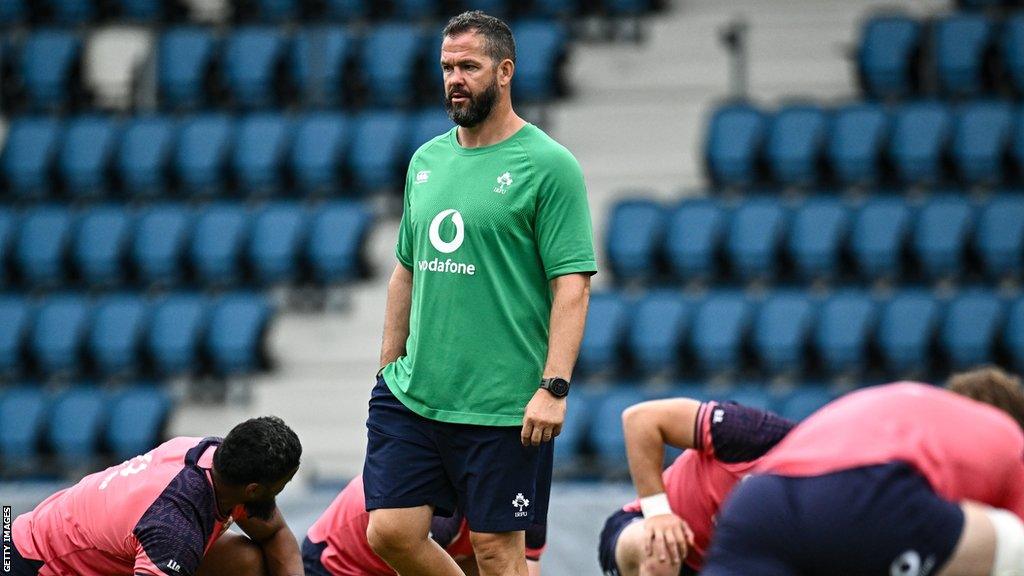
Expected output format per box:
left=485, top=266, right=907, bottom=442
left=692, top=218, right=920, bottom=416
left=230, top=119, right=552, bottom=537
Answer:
left=235, top=508, right=304, bottom=576
left=521, top=272, right=590, bottom=447
left=379, top=263, right=413, bottom=369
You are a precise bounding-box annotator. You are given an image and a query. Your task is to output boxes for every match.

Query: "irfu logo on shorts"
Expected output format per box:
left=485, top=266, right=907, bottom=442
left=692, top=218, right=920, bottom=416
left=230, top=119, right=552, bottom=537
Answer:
left=512, top=493, right=530, bottom=518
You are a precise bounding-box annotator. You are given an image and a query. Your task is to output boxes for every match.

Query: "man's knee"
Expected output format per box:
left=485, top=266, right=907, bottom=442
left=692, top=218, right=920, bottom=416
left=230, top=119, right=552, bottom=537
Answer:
left=198, top=533, right=265, bottom=576
left=613, top=521, right=645, bottom=576
left=366, top=508, right=430, bottom=560
left=470, top=531, right=525, bottom=574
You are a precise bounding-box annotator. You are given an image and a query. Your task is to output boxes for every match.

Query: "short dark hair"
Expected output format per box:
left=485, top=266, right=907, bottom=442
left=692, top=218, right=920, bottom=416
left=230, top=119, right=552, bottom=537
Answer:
left=442, top=10, right=516, bottom=65
left=214, top=416, right=302, bottom=485
left=947, top=366, right=1024, bottom=430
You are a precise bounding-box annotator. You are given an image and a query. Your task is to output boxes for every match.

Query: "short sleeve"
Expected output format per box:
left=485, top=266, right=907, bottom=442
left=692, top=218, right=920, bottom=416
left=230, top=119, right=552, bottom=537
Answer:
left=132, top=522, right=204, bottom=576
left=395, top=165, right=416, bottom=271
left=696, top=401, right=796, bottom=463
left=534, top=150, right=597, bottom=280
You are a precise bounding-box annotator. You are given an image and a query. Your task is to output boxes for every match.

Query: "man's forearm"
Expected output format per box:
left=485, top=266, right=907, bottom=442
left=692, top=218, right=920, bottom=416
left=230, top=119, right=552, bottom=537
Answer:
left=380, top=264, right=413, bottom=368
left=542, top=274, right=590, bottom=379
left=261, top=525, right=303, bottom=576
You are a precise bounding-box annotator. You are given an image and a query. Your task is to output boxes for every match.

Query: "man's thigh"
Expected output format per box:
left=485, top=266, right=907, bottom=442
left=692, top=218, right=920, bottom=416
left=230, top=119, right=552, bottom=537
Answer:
left=197, top=532, right=264, bottom=576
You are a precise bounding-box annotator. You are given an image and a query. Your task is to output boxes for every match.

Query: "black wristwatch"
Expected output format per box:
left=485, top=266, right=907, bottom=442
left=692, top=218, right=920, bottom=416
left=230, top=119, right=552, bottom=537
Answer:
left=539, top=377, right=571, bottom=398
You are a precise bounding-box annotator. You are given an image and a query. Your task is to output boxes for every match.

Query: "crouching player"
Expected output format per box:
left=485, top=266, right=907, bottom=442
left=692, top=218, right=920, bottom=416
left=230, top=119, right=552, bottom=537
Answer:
left=9, top=416, right=304, bottom=576
left=703, top=367, right=1024, bottom=576
left=599, top=396, right=796, bottom=575
left=303, top=475, right=545, bottom=576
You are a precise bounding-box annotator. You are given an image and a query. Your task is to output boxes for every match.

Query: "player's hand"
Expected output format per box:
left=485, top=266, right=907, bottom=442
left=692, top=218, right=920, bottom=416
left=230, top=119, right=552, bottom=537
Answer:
left=642, top=513, right=694, bottom=566
left=521, top=388, right=566, bottom=446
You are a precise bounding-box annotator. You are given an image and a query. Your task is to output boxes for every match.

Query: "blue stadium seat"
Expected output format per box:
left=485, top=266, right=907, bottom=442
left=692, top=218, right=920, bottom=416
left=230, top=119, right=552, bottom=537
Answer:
left=174, top=114, right=234, bottom=196
left=148, top=293, right=207, bottom=376
left=249, top=202, right=307, bottom=284
left=46, top=0, right=96, bottom=24
left=727, top=199, right=787, bottom=282
left=116, top=116, right=176, bottom=198
left=232, top=113, right=291, bottom=195
left=912, top=195, right=973, bottom=281
left=31, top=295, right=91, bottom=377
left=553, top=386, right=594, bottom=467
left=827, top=103, right=888, bottom=188
left=360, top=24, right=425, bottom=107
left=941, top=291, right=1004, bottom=369
left=627, top=291, right=689, bottom=376
left=132, top=204, right=192, bottom=287
left=665, top=199, right=724, bottom=282
left=250, top=0, right=300, bottom=21
left=461, top=0, right=510, bottom=18
left=765, top=105, right=827, bottom=187
left=391, top=0, right=436, bottom=19
left=715, top=385, right=775, bottom=412
left=604, top=0, right=651, bottom=16
left=323, top=0, right=368, bottom=21
left=691, top=292, right=751, bottom=374
left=591, top=387, right=647, bottom=467
left=190, top=204, right=249, bottom=286
left=88, top=295, right=148, bottom=378
left=49, top=386, right=107, bottom=469
left=878, top=291, right=940, bottom=374
left=406, top=109, right=453, bottom=161
left=814, top=291, right=876, bottom=376
left=788, top=198, right=849, bottom=282
left=0, top=0, right=27, bottom=26
left=778, top=387, right=834, bottom=422
left=1003, top=15, right=1024, bottom=95
left=952, top=101, right=1012, bottom=186
left=0, top=386, right=47, bottom=468
left=888, top=102, right=952, bottom=186
left=224, top=27, right=287, bottom=109
left=308, top=202, right=371, bottom=283
left=158, top=28, right=217, bottom=109
left=19, top=30, right=81, bottom=111
left=73, top=206, right=132, bottom=288
left=206, top=293, right=273, bottom=375
left=1007, top=298, right=1024, bottom=373
left=0, top=296, right=32, bottom=377
left=577, top=293, right=629, bottom=376
left=0, top=208, right=14, bottom=286
left=857, top=15, right=921, bottom=99
left=350, top=112, right=406, bottom=192
left=976, top=195, right=1024, bottom=280
left=59, top=115, right=119, bottom=199
left=851, top=198, right=911, bottom=281
left=291, top=112, right=349, bottom=195
left=934, top=14, right=993, bottom=97
left=1, top=117, right=62, bottom=200
left=529, top=0, right=577, bottom=18
left=15, top=206, right=73, bottom=288
left=753, top=292, right=814, bottom=375
left=106, top=386, right=171, bottom=461
left=606, top=199, right=665, bottom=283
left=513, top=21, right=567, bottom=103
left=291, top=27, right=353, bottom=107
left=116, top=0, right=164, bottom=21
left=705, top=103, right=765, bottom=188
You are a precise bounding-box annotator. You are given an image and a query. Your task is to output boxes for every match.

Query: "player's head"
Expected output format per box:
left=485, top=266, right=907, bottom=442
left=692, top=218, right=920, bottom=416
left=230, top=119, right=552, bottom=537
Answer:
left=947, top=366, right=1024, bottom=430
left=440, top=10, right=516, bottom=127
left=213, top=415, right=302, bottom=520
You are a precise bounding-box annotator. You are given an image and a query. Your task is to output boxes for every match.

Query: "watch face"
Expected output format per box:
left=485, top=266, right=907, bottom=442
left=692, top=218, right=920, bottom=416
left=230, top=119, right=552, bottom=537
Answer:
left=550, top=378, right=570, bottom=397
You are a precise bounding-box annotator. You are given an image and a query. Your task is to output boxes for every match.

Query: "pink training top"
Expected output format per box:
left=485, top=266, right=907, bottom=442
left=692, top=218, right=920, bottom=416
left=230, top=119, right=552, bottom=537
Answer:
left=306, top=475, right=546, bottom=576
left=622, top=401, right=795, bottom=570
left=758, top=382, right=1024, bottom=519
left=13, top=437, right=247, bottom=576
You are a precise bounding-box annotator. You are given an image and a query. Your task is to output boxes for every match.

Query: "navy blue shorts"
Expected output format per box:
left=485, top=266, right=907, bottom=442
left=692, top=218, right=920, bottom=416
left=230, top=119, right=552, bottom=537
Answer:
left=598, top=508, right=698, bottom=576
left=300, top=537, right=332, bottom=576
left=363, top=376, right=553, bottom=533
left=702, top=463, right=965, bottom=576
left=7, top=540, right=44, bottom=576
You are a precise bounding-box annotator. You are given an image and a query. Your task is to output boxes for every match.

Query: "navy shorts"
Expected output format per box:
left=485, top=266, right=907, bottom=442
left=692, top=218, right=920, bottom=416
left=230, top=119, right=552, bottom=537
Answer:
left=702, top=463, right=965, bottom=576
left=7, top=540, right=44, bottom=576
left=363, top=376, right=553, bottom=533
left=598, top=508, right=698, bottom=576
left=300, top=537, right=332, bottom=576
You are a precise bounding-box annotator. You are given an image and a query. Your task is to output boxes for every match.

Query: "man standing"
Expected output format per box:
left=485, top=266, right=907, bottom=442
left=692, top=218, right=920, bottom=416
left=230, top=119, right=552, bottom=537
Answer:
left=364, top=10, right=596, bottom=576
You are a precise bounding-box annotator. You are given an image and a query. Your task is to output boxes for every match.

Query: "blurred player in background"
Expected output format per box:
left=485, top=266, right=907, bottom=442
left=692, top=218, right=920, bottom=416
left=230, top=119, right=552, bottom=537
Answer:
left=702, top=367, right=1024, bottom=576
left=301, top=475, right=545, bottom=576
left=598, top=396, right=795, bottom=576
left=365, top=9, right=596, bottom=576
left=8, top=415, right=304, bottom=576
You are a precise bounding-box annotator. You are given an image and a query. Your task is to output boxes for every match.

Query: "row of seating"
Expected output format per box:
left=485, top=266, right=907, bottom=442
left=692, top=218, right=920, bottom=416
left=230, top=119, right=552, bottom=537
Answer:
left=959, top=0, right=1024, bottom=9
left=3, top=22, right=568, bottom=112
left=577, top=288, right=1024, bottom=380
left=0, top=202, right=372, bottom=289
left=607, top=195, right=1024, bottom=285
left=0, top=291, right=274, bottom=380
left=858, top=12, right=1024, bottom=100
left=706, top=100, right=1024, bottom=190
left=0, top=384, right=171, bottom=474
left=1, top=112, right=450, bottom=199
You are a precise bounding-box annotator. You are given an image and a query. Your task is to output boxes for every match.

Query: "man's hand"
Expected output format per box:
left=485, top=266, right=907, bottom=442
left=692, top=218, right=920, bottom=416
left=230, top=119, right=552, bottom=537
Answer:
left=521, top=388, right=566, bottom=446
left=642, top=513, right=694, bottom=566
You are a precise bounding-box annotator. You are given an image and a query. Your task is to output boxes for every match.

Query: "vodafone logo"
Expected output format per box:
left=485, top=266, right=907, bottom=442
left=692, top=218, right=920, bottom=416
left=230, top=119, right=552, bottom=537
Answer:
left=428, top=209, right=465, bottom=254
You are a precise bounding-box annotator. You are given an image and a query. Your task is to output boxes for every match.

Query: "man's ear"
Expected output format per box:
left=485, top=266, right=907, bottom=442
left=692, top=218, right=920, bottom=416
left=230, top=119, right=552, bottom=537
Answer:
left=499, top=59, right=515, bottom=87
left=244, top=483, right=262, bottom=499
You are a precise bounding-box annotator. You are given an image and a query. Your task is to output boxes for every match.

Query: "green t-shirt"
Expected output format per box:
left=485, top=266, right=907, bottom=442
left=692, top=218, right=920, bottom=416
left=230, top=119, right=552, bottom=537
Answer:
left=381, top=123, right=597, bottom=426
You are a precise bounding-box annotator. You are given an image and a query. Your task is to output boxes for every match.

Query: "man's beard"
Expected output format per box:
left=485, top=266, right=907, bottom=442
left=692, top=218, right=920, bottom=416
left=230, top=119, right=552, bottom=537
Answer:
left=244, top=498, right=277, bottom=521
left=444, top=76, right=499, bottom=128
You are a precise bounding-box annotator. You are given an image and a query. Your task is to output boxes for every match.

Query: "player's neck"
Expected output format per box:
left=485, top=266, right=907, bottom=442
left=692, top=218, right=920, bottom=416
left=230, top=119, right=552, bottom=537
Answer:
left=210, top=468, right=241, bottom=518
left=456, top=101, right=525, bottom=149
